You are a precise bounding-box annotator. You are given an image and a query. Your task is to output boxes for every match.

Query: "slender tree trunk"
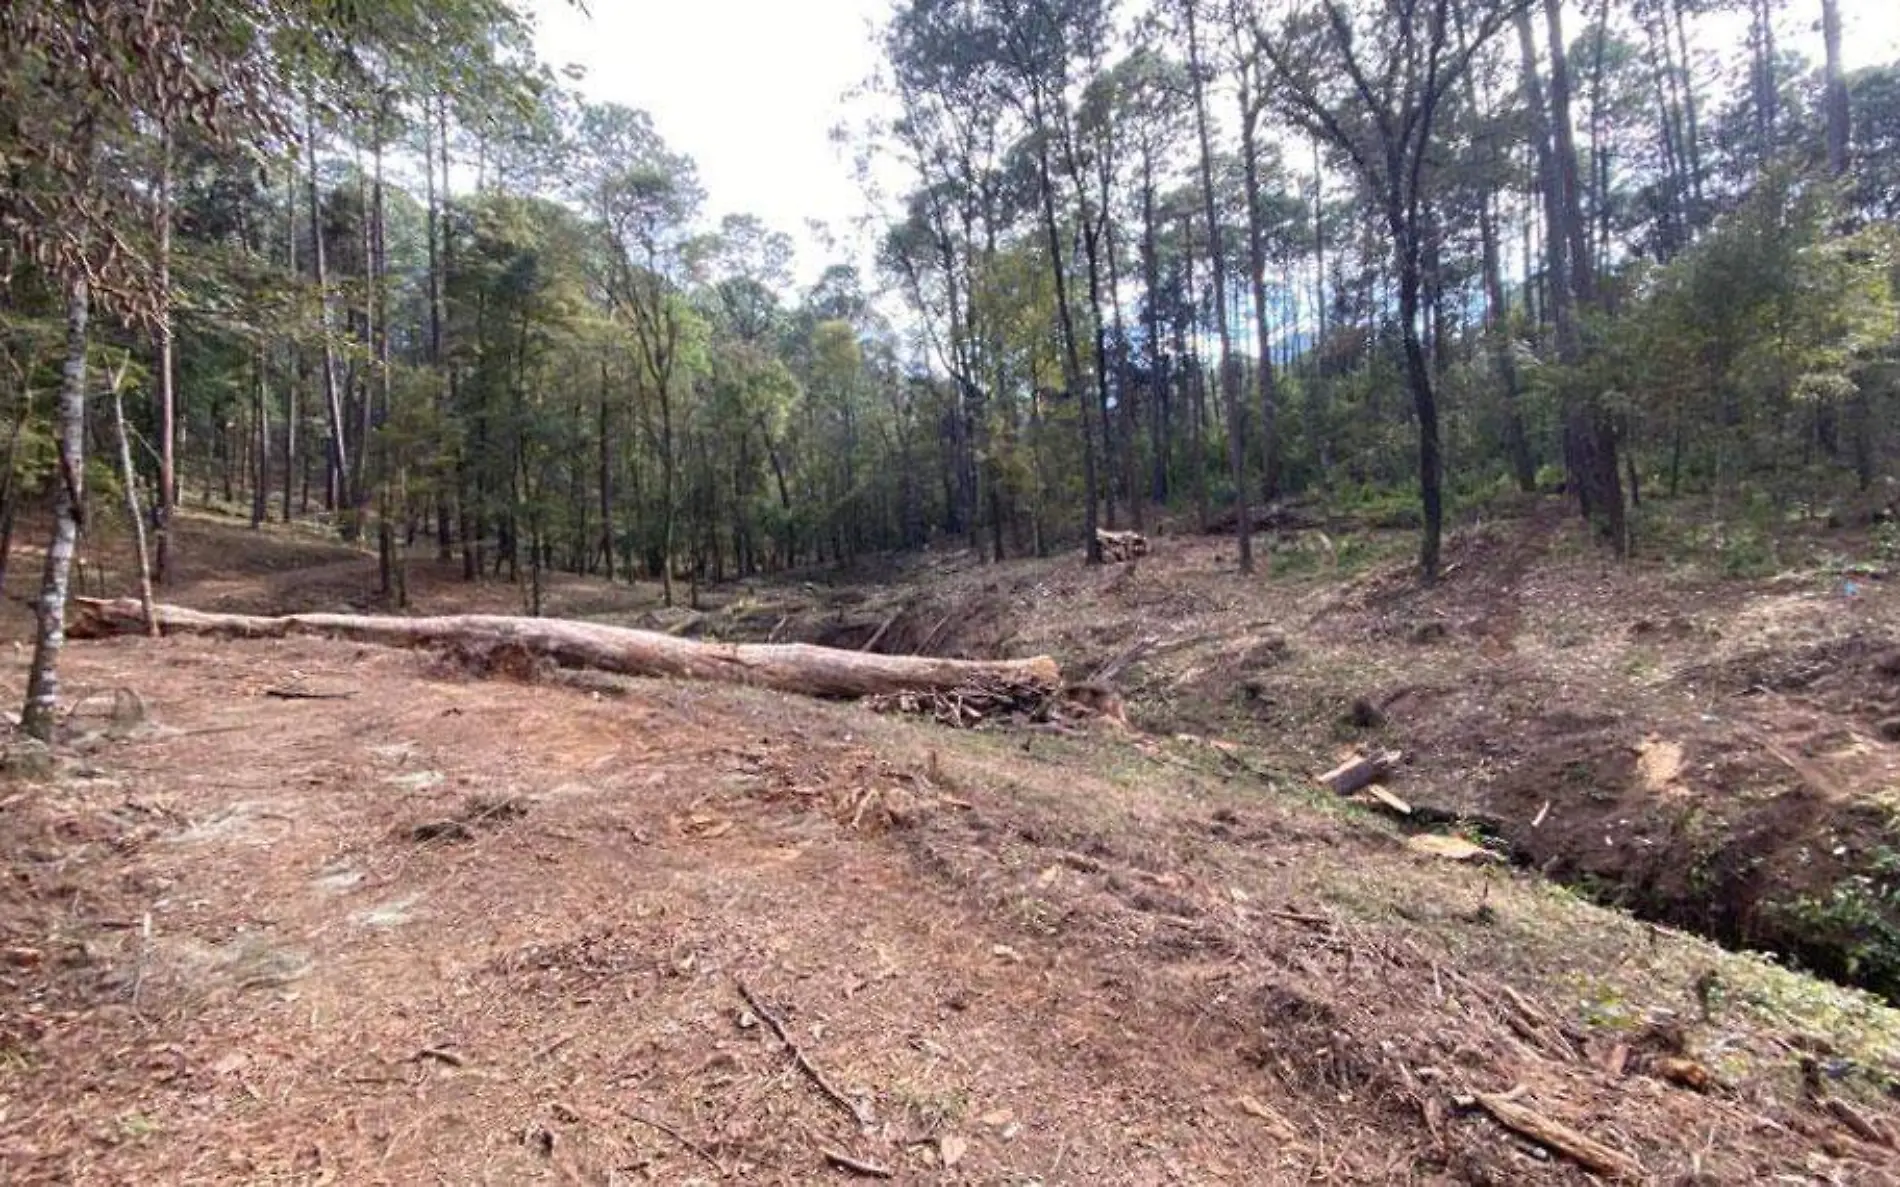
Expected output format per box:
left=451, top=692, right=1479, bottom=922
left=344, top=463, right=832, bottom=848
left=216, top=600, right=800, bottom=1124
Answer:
left=1141, top=151, right=1169, bottom=506
left=252, top=348, right=270, bottom=527
left=1102, top=165, right=1141, bottom=531
left=1076, top=196, right=1118, bottom=532
left=1749, top=0, right=1779, bottom=166
left=433, top=96, right=455, bottom=561
left=1545, top=0, right=1594, bottom=303
left=306, top=99, right=351, bottom=522
left=1480, top=193, right=1536, bottom=491
left=153, top=125, right=177, bottom=585
left=22, top=279, right=90, bottom=740
left=0, top=389, right=32, bottom=595
left=1029, top=86, right=1101, bottom=565
left=1180, top=212, right=1211, bottom=532
left=1393, top=207, right=1444, bottom=585
left=1670, top=0, right=1706, bottom=214
left=598, top=359, right=616, bottom=580
left=1239, top=99, right=1281, bottom=503
left=1524, top=5, right=1624, bottom=550
left=110, top=361, right=159, bottom=637
left=353, top=136, right=374, bottom=521
left=1822, top=0, right=1848, bottom=176
left=1185, top=0, right=1251, bottom=573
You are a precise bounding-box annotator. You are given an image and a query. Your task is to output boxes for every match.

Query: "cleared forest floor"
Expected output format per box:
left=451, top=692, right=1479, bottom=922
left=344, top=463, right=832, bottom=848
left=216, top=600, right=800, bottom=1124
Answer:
left=2, top=505, right=1900, bottom=1183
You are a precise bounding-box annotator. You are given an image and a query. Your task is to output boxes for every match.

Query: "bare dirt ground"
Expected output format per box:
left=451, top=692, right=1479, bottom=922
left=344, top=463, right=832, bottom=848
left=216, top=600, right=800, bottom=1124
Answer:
left=3, top=507, right=1900, bottom=1183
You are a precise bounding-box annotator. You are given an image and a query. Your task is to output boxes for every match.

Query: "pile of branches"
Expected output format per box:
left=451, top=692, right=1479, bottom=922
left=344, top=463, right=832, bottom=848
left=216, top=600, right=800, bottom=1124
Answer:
left=865, top=677, right=1127, bottom=732
left=863, top=675, right=1056, bottom=729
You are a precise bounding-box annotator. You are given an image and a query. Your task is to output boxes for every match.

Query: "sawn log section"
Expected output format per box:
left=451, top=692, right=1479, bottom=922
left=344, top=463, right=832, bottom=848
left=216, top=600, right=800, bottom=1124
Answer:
left=70, top=598, right=1062, bottom=704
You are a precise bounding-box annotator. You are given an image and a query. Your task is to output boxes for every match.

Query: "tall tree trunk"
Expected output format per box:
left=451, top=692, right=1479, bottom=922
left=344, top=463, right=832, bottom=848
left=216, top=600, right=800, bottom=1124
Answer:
left=1102, top=162, right=1141, bottom=531
left=1141, top=151, right=1170, bottom=507
left=352, top=133, right=374, bottom=528
left=1670, top=0, right=1706, bottom=214
left=1525, top=5, right=1625, bottom=551
left=1822, top=0, right=1848, bottom=177
left=432, top=96, right=455, bottom=560
left=1180, top=212, right=1211, bottom=532
left=0, top=389, right=32, bottom=595
left=110, top=360, right=159, bottom=637
left=282, top=168, right=299, bottom=524
left=1029, top=86, right=1102, bottom=565
left=1749, top=0, right=1779, bottom=166
left=1479, top=193, right=1536, bottom=492
left=598, top=359, right=616, bottom=580
left=22, top=279, right=90, bottom=740
left=306, top=99, right=351, bottom=522
left=252, top=348, right=270, bottom=527
left=1077, top=198, right=1118, bottom=532
left=1185, top=0, right=1251, bottom=573
left=1239, top=97, right=1282, bottom=503
left=1393, top=212, right=1444, bottom=585
left=1544, top=0, right=1594, bottom=304
left=373, top=130, right=403, bottom=604
left=153, top=124, right=177, bottom=585
left=1643, top=3, right=1690, bottom=258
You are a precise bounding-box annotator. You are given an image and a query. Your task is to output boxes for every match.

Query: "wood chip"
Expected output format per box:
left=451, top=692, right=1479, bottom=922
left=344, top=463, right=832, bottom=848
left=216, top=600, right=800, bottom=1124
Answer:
left=1362, top=784, right=1412, bottom=816
left=938, top=1133, right=968, bottom=1168
left=822, top=1149, right=893, bottom=1178
left=1475, top=1092, right=1644, bottom=1181
left=1655, top=1056, right=1714, bottom=1093
left=1406, top=834, right=1500, bottom=863
left=1234, top=1094, right=1299, bottom=1142
left=1603, top=1041, right=1630, bottom=1079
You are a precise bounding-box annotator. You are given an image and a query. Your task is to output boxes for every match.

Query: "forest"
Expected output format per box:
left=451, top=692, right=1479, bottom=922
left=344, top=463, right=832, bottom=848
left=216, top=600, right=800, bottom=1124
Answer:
left=7, top=2, right=1900, bottom=1181
left=2, top=0, right=1896, bottom=734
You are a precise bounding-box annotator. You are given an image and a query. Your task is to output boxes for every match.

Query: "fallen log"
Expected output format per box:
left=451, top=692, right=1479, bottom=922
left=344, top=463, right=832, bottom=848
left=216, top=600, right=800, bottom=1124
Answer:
left=69, top=598, right=1061, bottom=707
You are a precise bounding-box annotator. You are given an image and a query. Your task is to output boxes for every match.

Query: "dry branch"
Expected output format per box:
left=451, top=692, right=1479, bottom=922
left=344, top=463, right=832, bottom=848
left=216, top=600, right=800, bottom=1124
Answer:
left=736, top=979, right=870, bottom=1126
left=1474, top=1092, right=1644, bottom=1180
left=70, top=599, right=1060, bottom=708
left=822, top=1149, right=893, bottom=1178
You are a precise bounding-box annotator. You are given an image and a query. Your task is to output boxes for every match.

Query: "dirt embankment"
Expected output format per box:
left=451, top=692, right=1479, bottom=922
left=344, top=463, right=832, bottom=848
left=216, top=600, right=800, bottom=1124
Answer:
left=693, top=504, right=1900, bottom=1005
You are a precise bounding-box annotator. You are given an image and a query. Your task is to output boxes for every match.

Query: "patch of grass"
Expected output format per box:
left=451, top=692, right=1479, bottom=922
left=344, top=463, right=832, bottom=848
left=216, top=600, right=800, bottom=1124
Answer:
left=116, top=1112, right=162, bottom=1140
left=1763, top=874, right=1900, bottom=1001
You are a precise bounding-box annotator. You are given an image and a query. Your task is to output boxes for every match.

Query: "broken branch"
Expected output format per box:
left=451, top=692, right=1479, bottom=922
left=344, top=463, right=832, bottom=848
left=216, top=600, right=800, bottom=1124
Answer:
left=1474, top=1092, right=1644, bottom=1180
left=736, top=978, right=870, bottom=1126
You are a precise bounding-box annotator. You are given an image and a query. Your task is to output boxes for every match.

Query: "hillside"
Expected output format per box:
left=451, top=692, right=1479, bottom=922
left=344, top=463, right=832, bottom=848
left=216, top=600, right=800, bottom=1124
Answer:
left=3, top=508, right=1899, bottom=1183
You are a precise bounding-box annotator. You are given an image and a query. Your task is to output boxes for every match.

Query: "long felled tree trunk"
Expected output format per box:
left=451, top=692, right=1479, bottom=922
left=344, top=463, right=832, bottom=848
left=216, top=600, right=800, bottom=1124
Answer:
left=22, top=279, right=91, bottom=740
left=71, top=599, right=1064, bottom=709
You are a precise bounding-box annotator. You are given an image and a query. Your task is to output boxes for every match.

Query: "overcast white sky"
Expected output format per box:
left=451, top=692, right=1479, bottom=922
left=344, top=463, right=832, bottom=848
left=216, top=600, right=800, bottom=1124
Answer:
left=530, top=0, right=894, bottom=287
left=528, top=0, right=1900, bottom=291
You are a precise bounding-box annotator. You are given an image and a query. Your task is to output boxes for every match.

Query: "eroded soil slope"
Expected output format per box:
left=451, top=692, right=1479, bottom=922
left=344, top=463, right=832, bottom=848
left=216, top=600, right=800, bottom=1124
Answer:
left=714, top=502, right=1900, bottom=1001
